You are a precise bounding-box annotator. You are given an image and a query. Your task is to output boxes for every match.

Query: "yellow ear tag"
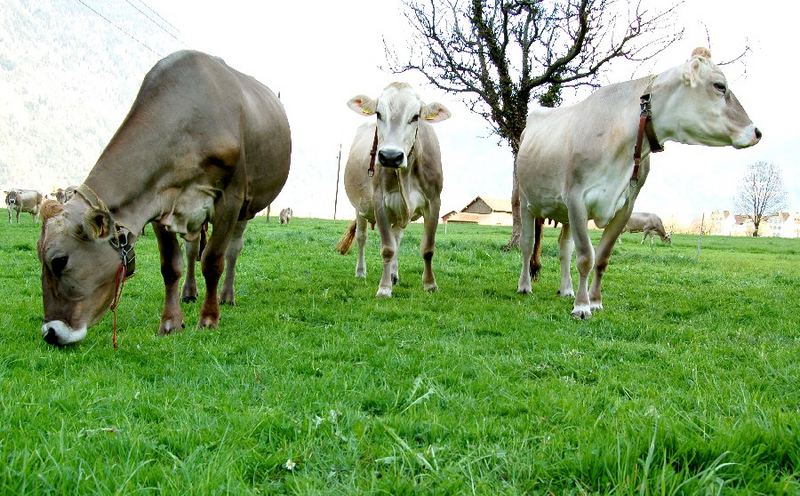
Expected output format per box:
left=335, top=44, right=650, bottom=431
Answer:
left=362, top=108, right=370, bottom=114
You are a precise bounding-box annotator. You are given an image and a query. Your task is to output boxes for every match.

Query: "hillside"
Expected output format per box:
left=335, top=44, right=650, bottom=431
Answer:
left=0, top=0, right=182, bottom=193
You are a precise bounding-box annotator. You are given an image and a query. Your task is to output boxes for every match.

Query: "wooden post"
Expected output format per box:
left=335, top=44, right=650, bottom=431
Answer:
left=696, top=213, right=705, bottom=260
left=333, top=144, right=342, bottom=220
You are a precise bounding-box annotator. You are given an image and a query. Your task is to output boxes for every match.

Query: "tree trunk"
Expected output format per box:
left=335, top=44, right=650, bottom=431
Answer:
left=503, top=149, right=521, bottom=250
left=503, top=172, right=521, bottom=250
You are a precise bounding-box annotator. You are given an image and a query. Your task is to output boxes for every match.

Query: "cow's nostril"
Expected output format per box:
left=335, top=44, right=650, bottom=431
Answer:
left=754, top=128, right=762, bottom=140
left=43, top=326, right=60, bottom=345
left=378, top=149, right=404, bottom=168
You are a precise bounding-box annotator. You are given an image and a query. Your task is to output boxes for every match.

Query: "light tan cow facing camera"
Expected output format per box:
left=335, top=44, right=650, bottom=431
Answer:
left=337, top=83, right=450, bottom=297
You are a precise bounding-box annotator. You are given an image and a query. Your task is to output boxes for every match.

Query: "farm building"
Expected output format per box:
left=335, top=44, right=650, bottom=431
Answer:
left=442, top=196, right=513, bottom=226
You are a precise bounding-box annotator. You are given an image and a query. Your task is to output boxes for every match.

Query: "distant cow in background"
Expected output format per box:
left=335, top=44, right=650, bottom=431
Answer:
left=6, top=189, right=43, bottom=223
left=337, top=82, right=450, bottom=297
left=51, top=186, right=77, bottom=204
left=624, top=212, right=671, bottom=244
left=279, top=207, right=293, bottom=224
left=52, top=188, right=67, bottom=203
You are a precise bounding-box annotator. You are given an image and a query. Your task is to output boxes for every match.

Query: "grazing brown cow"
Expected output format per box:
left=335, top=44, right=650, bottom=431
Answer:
left=336, top=83, right=450, bottom=297
left=6, top=189, right=42, bottom=223
left=37, top=50, right=291, bottom=346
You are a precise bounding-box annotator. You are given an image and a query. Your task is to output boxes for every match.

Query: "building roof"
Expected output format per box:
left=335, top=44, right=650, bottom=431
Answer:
left=462, top=196, right=512, bottom=213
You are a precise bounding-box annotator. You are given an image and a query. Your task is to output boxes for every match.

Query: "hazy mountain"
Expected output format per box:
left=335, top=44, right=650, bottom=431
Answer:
left=0, top=0, right=183, bottom=194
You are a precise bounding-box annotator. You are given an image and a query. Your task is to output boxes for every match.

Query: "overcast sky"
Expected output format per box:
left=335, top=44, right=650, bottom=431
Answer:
left=20, top=1, right=800, bottom=222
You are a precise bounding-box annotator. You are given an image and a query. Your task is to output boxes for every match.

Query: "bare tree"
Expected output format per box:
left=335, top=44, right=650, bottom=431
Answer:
left=735, top=161, right=787, bottom=237
left=387, top=0, right=683, bottom=247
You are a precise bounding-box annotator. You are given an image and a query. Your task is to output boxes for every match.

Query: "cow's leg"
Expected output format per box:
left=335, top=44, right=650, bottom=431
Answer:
left=374, top=199, right=396, bottom=298
left=518, top=207, right=536, bottom=294
left=152, top=223, right=185, bottom=334
left=566, top=202, right=593, bottom=319
left=15, top=208, right=20, bottom=223
left=531, top=217, right=544, bottom=281
left=181, top=236, right=200, bottom=302
left=421, top=197, right=440, bottom=292
left=355, top=215, right=368, bottom=278
left=220, top=220, right=248, bottom=305
left=390, top=226, right=404, bottom=285
left=589, top=201, right=635, bottom=312
left=557, top=223, right=575, bottom=297
left=198, top=199, right=242, bottom=328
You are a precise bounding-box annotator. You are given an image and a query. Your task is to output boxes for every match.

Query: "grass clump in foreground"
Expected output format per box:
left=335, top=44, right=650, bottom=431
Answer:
left=1, top=214, right=799, bottom=494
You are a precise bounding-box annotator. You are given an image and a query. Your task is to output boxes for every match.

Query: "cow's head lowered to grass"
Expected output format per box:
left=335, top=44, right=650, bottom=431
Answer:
left=37, top=198, right=131, bottom=346
left=659, top=47, right=761, bottom=149
left=347, top=82, right=450, bottom=169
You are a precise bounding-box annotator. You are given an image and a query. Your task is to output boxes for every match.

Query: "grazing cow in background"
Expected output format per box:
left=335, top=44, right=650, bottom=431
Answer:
left=6, top=189, right=43, bottom=223
left=624, top=212, right=671, bottom=244
left=517, top=48, right=760, bottom=319
left=336, top=83, right=450, bottom=297
left=279, top=207, right=293, bottom=224
left=52, top=188, right=67, bottom=204
left=64, top=185, right=77, bottom=202
left=37, top=50, right=291, bottom=346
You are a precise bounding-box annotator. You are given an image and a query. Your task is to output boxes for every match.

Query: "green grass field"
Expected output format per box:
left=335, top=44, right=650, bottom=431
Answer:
left=1, top=213, right=798, bottom=494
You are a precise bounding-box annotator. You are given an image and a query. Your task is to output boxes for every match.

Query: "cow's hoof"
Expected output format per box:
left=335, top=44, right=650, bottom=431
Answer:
left=182, top=295, right=197, bottom=303
left=424, top=282, right=438, bottom=292
left=557, top=289, right=575, bottom=298
left=571, top=305, right=592, bottom=320
left=391, top=274, right=399, bottom=285
left=376, top=287, right=392, bottom=298
left=198, top=315, right=220, bottom=328
left=518, top=283, right=531, bottom=294
left=590, top=301, right=604, bottom=311
left=220, top=293, right=235, bottom=306
left=159, top=319, right=185, bottom=335
left=355, top=270, right=366, bottom=279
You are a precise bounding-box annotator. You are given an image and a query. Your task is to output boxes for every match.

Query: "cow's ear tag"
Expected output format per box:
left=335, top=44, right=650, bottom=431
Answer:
left=422, top=102, right=452, bottom=123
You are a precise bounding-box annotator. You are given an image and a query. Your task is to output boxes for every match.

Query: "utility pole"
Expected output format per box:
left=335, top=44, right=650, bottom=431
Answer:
left=333, top=144, right=342, bottom=220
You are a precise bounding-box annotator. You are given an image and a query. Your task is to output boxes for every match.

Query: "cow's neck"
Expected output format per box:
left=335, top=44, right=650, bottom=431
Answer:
left=379, top=143, right=419, bottom=228
left=82, top=144, right=172, bottom=236
left=643, top=67, right=684, bottom=146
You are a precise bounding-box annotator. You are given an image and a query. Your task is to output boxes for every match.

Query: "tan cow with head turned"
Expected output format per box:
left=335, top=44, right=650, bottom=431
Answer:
left=337, top=83, right=450, bottom=297
left=38, top=50, right=291, bottom=346
left=517, top=48, right=760, bottom=319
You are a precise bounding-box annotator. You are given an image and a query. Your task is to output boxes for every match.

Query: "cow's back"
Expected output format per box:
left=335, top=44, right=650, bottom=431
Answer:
left=89, top=51, right=290, bottom=224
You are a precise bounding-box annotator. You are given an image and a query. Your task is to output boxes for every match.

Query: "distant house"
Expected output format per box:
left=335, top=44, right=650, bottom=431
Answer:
left=766, top=212, right=800, bottom=238
left=442, top=196, right=513, bottom=226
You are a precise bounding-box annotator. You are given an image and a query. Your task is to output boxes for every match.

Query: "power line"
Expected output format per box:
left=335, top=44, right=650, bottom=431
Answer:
left=123, top=0, right=183, bottom=44
left=135, top=0, right=179, bottom=33
left=74, top=0, right=160, bottom=56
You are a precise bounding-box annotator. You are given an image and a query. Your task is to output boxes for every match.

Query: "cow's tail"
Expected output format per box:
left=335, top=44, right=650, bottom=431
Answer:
left=198, top=222, right=208, bottom=261
left=336, top=220, right=357, bottom=255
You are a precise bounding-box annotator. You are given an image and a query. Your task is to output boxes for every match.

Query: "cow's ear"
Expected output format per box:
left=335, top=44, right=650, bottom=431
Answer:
left=682, top=47, right=712, bottom=87
left=421, top=102, right=451, bottom=123
left=347, top=95, right=377, bottom=116
left=79, top=208, right=112, bottom=240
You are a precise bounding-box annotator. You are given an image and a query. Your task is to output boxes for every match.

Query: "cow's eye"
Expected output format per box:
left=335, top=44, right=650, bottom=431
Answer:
left=50, top=255, right=68, bottom=276
left=713, top=82, right=726, bottom=93
left=376, top=111, right=383, bottom=121
left=410, top=114, right=420, bottom=123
